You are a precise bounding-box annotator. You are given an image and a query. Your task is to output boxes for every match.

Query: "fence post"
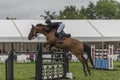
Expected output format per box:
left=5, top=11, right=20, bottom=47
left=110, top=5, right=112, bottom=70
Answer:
left=63, top=51, right=69, bottom=78
left=5, top=43, right=14, bottom=80
left=35, top=43, right=42, bottom=80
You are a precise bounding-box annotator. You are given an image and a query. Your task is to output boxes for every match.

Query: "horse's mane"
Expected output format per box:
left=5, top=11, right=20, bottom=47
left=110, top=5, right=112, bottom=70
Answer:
left=36, top=23, right=56, bottom=33
left=36, top=23, right=48, bottom=27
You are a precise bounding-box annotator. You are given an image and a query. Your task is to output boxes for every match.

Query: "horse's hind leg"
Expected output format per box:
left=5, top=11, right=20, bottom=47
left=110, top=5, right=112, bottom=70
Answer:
left=82, top=63, right=87, bottom=76
left=78, top=55, right=88, bottom=76
left=83, top=57, right=91, bottom=76
left=83, top=44, right=94, bottom=68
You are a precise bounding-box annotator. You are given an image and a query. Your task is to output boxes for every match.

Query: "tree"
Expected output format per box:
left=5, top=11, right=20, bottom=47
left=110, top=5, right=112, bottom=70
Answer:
left=41, top=0, right=120, bottom=19
left=40, top=10, right=58, bottom=19
left=58, top=0, right=120, bottom=19
left=86, top=2, right=96, bottom=19
left=59, top=6, right=79, bottom=19
left=95, top=0, right=120, bottom=19
left=79, top=2, right=96, bottom=19
left=79, top=6, right=87, bottom=19
left=6, top=17, right=16, bottom=20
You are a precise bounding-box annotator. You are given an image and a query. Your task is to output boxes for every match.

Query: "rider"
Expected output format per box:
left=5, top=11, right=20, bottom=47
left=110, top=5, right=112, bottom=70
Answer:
left=45, top=19, right=65, bottom=42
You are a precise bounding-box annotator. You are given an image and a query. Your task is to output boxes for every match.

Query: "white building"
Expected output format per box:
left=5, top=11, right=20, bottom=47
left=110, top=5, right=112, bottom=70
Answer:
left=0, top=20, right=120, bottom=51
left=0, top=20, right=120, bottom=62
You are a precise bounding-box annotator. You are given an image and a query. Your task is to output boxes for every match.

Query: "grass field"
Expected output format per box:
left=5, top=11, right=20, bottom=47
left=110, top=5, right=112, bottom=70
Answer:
left=0, top=62, right=120, bottom=80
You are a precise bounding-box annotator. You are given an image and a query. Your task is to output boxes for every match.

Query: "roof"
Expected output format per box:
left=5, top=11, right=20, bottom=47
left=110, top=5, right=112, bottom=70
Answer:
left=0, top=20, right=120, bottom=42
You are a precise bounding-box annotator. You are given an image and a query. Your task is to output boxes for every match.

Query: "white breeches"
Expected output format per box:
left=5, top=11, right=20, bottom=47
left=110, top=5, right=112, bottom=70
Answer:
left=57, top=23, right=65, bottom=33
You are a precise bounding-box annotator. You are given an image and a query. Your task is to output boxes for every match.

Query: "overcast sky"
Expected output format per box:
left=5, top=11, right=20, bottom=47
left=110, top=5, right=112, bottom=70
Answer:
left=0, top=0, right=120, bottom=19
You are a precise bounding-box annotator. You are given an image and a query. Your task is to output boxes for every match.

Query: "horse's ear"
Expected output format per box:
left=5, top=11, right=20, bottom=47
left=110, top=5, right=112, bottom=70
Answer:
left=31, top=24, right=34, bottom=28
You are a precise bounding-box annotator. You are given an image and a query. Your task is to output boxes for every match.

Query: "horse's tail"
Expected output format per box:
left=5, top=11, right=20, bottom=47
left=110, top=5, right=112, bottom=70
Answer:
left=83, top=43, right=94, bottom=68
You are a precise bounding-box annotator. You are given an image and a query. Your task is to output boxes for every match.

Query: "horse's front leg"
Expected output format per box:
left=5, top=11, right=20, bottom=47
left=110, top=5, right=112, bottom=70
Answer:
left=43, top=41, right=53, bottom=52
left=43, top=40, right=52, bottom=47
left=43, top=41, right=49, bottom=48
left=48, top=45, right=53, bottom=52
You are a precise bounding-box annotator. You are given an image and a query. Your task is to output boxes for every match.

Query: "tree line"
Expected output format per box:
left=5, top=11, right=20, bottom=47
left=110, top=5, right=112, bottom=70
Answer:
left=41, top=0, right=120, bottom=19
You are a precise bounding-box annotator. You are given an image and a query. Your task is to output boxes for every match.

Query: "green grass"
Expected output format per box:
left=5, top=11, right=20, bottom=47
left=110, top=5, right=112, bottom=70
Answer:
left=0, top=63, right=35, bottom=80
left=0, top=62, right=120, bottom=80
left=69, top=62, right=120, bottom=80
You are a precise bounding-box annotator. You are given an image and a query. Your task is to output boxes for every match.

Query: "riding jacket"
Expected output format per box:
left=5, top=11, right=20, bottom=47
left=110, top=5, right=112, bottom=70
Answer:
left=46, top=22, right=62, bottom=32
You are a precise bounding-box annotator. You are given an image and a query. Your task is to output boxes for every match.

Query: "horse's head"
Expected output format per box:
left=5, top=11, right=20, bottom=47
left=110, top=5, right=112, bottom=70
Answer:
left=28, top=25, right=37, bottom=40
left=28, top=24, right=48, bottom=40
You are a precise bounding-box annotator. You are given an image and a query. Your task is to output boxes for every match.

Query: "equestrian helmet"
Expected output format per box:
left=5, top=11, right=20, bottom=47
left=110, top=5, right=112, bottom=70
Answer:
left=45, top=19, right=51, bottom=23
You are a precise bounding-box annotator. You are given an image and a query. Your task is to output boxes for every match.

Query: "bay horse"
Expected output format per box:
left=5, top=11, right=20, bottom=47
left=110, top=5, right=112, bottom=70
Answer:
left=28, top=23, right=94, bottom=76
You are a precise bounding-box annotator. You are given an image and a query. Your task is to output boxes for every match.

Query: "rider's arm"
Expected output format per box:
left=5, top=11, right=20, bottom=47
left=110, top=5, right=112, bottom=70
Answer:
left=46, top=22, right=60, bottom=32
left=46, top=24, right=54, bottom=32
left=46, top=26, right=53, bottom=32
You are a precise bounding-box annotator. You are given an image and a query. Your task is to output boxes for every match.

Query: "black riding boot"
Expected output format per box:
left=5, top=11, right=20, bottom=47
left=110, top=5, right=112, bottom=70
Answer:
left=57, top=33, right=62, bottom=42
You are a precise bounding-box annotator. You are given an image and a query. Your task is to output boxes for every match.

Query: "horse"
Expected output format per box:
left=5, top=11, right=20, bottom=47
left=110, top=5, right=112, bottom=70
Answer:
left=28, top=23, right=94, bottom=76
